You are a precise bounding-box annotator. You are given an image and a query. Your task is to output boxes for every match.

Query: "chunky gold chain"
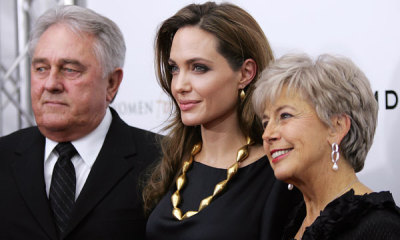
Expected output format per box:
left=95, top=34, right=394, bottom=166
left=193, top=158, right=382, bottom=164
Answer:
left=171, top=136, right=254, bottom=220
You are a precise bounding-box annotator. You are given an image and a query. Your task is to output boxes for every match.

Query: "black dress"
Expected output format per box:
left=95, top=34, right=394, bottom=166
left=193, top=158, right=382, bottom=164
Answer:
left=146, top=156, right=302, bottom=240
left=282, top=190, right=400, bottom=240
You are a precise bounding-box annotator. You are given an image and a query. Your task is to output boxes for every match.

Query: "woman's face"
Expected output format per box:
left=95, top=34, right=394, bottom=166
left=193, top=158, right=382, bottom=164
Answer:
left=169, top=26, right=242, bottom=128
left=261, top=88, right=331, bottom=182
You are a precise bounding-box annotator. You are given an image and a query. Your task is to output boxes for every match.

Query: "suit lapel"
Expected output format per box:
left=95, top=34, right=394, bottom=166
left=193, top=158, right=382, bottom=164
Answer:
left=11, top=128, right=59, bottom=240
left=64, top=110, right=138, bottom=236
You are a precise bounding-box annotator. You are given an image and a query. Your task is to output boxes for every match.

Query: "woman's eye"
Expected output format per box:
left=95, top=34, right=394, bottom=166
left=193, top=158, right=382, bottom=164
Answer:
left=262, top=120, right=269, bottom=129
left=193, top=64, right=209, bottom=73
left=280, top=112, right=292, bottom=119
left=169, top=65, right=179, bottom=74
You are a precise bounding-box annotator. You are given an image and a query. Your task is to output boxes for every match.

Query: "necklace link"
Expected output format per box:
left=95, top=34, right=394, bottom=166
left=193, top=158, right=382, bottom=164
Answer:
left=171, top=137, right=254, bottom=220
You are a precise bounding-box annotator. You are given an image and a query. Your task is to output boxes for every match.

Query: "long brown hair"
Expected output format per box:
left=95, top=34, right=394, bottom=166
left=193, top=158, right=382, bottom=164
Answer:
left=143, top=1, right=274, bottom=214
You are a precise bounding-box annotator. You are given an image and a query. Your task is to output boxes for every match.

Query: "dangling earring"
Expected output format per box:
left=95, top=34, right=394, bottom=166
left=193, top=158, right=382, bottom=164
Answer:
left=331, top=143, right=339, bottom=171
left=240, top=89, right=246, bottom=102
left=288, top=184, right=293, bottom=190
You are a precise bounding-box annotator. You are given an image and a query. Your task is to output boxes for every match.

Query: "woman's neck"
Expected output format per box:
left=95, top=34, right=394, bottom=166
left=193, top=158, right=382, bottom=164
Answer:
left=295, top=162, right=367, bottom=238
left=196, top=127, right=246, bottom=168
left=195, top=124, right=264, bottom=168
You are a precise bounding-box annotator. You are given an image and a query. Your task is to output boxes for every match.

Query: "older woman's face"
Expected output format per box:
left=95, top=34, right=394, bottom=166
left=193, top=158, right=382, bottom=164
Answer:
left=169, top=26, right=242, bottom=127
left=261, top=88, right=331, bottom=182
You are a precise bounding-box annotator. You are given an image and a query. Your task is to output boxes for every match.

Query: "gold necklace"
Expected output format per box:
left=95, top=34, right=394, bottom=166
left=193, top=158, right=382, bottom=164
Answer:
left=171, top=136, right=254, bottom=220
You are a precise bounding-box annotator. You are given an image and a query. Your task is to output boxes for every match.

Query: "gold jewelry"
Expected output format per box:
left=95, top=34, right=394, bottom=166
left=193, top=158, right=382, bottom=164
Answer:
left=171, top=136, right=254, bottom=220
left=240, top=89, right=246, bottom=102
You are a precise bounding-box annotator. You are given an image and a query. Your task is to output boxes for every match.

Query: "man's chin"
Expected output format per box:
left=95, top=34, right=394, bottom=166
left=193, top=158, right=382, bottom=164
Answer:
left=36, top=119, right=70, bottom=134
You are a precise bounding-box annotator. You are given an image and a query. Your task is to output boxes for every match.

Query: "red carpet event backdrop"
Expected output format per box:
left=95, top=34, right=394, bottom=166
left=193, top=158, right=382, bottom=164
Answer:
left=85, top=0, right=400, bottom=202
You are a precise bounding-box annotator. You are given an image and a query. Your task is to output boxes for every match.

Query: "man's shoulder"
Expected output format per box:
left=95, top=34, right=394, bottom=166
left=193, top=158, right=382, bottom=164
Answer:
left=126, top=125, right=161, bottom=139
left=124, top=125, right=163, bottom=154
left=0, top=126, right=40, bottom=146
left=0, top=127, right=42, bottom=164
left=109, top=108, right=162, bottom=143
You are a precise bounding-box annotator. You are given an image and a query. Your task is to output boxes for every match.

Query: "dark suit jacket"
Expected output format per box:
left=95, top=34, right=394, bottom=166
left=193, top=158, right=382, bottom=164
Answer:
left=0, top=108, right=161, bottom=240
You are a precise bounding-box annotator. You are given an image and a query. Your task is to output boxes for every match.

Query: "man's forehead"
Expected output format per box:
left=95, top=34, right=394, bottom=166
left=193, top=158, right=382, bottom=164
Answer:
left=35, top=24, right=95, bottom=52
left=31, top=57, right=84, bottom=66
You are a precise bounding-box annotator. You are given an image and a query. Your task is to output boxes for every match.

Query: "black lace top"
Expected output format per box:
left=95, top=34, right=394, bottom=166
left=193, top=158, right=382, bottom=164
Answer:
left=283, top=190, right=400, bottom=240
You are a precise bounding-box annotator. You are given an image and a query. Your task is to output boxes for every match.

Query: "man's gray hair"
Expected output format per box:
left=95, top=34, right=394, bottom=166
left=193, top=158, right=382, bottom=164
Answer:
left=28, top=5, right=126, bottom=77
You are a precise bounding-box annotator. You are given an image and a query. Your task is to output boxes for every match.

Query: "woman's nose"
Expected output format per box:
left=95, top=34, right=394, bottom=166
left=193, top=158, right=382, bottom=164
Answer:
left=172, top=71, right=191, bottom=93
left=262, top=120, right=279, bottom=143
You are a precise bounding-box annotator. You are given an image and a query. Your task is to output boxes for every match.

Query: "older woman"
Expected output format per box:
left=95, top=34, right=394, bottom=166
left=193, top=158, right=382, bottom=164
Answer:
left=143, top=2, right=301, bottom=239
left=253, top=53, right=400, bottom=239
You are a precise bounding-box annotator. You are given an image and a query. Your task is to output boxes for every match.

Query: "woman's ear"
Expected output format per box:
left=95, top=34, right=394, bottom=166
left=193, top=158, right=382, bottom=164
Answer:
left=327, top=114, right=351, bottom=145
left=238, top=58, right=257, bottom=89
left=106, top=68, right=123, bottom=103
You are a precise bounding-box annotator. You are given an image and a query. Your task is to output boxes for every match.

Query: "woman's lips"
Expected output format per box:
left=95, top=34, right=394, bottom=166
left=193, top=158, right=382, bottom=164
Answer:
left=270, top=148, right=292, bottom=163
left=179, top=100, right=199, bottom=111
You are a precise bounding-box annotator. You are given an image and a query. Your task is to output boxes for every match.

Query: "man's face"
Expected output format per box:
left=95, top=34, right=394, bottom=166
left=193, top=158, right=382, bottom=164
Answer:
left=31, top=24, right=112, bottom=142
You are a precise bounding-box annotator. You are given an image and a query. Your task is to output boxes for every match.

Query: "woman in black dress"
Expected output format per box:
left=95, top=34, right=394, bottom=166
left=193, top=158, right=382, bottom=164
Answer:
left=143, top=2, right=301, bottom=239
left=253, top=53, right=400, bottom=239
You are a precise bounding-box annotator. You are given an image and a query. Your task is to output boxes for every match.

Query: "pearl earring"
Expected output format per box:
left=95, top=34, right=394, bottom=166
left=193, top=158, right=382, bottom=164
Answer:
left=331, top=143, right=339, bottom=171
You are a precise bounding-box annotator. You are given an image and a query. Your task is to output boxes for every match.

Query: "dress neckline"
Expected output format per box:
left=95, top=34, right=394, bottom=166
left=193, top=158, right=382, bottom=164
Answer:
left=193, top=155, right=268, bottom=170
left=283, top=190, right=399, bottom=240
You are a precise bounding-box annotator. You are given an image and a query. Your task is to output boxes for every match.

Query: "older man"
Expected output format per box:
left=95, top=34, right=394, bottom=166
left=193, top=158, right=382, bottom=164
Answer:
left=0, top=5, right=160, bottom=240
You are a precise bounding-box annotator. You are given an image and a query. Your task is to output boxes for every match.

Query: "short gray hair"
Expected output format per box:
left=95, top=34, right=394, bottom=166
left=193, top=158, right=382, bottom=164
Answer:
left=28, top=5, right=126, bottom=77
left=253, top=53, right=378, bottom=172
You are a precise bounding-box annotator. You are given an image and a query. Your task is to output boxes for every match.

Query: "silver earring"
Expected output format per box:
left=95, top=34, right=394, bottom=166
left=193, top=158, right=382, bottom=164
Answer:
left=288, top=184, right=293, bottom=190
left=331, top=143, right=339, bottom=171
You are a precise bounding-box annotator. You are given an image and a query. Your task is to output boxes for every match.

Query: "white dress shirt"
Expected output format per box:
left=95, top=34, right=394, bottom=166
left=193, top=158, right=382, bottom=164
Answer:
left=44, top=108, right=112, bottom=200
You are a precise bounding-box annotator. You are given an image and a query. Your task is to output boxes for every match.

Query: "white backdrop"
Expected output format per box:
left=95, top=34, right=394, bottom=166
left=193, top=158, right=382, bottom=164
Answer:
left=86, top=0, right=400, bottom=203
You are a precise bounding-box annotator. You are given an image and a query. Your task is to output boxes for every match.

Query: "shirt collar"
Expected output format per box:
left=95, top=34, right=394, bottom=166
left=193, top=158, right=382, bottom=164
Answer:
left=45, top=108, right=113, bottom=167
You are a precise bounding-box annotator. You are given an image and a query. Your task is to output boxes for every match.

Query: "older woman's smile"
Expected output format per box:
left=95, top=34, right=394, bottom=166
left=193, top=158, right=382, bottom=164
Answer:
left=252, top=53, right=387, bottom=240
left=270, top=148, right=293, bottom=163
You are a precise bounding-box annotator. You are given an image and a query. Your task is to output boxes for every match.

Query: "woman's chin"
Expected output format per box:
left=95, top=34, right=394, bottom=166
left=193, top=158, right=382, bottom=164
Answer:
left=272, top=168, right=292, bottom=182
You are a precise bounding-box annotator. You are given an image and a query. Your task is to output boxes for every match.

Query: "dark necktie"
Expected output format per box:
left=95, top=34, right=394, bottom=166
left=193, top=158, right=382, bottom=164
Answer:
left=49, top=142, right=77, bottom=234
